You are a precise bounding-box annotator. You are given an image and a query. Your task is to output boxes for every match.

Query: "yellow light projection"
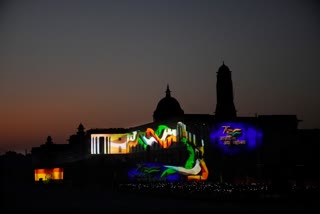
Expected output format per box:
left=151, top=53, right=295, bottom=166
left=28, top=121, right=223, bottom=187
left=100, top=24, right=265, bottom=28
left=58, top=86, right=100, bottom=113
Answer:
left=34, top=168, right=64, bottom=182
left=91, top=133, right=129, bottom=154
left=108, top=133, right=128, bottom=154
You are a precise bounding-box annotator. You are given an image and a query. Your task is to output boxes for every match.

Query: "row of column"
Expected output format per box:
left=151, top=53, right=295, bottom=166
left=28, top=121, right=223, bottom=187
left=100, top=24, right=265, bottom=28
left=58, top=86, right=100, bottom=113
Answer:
left=91, top=135, right=111, bottom=154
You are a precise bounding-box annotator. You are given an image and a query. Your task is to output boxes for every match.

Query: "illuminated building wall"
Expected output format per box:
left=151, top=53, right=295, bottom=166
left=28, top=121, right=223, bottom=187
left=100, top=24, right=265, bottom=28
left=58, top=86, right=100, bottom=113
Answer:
left=87, top=122, right=264, bottom=182
left=90, top=133, right=129, bottom=154
left=90, top=125, right=182, bottom=154
left=88, top=122, right=209, bottom=182
left=210, top=122, right=263, bottom=155
left=34, top=168, right=64, bottom=182
left=127, top=122, right=209, bottom=182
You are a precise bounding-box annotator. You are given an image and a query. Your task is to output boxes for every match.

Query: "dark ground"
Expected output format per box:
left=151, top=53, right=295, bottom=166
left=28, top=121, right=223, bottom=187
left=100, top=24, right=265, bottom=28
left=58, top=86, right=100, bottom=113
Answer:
left=3, top=183, right=320, bottom=214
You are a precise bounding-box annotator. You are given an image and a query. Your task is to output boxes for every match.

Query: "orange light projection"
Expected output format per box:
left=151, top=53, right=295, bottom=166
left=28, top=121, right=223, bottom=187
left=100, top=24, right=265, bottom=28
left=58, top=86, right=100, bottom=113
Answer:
left=34, top=168, right=64, bottom=181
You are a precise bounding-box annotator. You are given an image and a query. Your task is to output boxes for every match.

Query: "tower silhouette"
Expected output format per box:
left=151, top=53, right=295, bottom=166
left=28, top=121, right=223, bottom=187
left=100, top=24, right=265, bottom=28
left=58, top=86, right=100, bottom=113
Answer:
left=215, top=62, right=237, bottom=120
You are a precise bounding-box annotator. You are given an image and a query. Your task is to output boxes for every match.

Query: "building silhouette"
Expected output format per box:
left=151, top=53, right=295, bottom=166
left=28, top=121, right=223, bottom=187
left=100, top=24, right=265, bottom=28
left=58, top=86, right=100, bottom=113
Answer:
left=29, top=62, right=319, bottom=189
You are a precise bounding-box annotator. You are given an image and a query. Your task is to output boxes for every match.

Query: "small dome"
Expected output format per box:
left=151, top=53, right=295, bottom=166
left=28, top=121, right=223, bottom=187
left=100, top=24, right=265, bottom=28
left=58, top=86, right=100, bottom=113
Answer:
left=218, top=61, right=230, bottom=73
left=153, top=85, right=184, bottom=122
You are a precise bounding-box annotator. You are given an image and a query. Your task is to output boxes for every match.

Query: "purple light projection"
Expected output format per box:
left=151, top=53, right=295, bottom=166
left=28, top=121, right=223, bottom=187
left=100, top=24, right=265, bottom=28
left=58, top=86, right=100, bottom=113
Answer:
left=210, top=122, right=263, bottom=155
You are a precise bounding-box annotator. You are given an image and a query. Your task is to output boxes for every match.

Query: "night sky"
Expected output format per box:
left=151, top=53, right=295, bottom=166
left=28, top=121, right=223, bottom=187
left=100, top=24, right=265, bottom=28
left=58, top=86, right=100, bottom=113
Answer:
left=1, top=0, right=319, bottom=153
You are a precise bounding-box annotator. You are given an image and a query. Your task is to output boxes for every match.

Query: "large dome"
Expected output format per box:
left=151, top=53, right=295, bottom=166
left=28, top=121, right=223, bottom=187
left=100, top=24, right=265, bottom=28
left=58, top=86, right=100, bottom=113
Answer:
left=153, top=85, right=184, bottom=122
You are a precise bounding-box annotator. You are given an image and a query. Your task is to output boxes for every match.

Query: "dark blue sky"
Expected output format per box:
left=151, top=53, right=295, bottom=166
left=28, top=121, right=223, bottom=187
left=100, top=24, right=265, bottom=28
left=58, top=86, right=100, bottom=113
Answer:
left=0, top=0, right=319, bottom=153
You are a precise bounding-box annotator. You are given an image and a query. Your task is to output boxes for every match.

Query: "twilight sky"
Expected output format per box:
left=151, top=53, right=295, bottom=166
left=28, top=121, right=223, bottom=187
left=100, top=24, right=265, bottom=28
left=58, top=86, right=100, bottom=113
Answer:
left=0, top=0, right=319, bottom=153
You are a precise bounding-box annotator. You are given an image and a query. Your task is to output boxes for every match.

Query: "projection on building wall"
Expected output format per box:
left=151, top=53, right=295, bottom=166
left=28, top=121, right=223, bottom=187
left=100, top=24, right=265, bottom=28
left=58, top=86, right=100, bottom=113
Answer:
left=210, top=122, right=263, bottom=155
left=128, top=122, right=209, bottom=182
left=90, top=127, right=182, bottom=155
left=90, top=133, right=129, bottom=154
left=34, top=168, right=64, bottom=183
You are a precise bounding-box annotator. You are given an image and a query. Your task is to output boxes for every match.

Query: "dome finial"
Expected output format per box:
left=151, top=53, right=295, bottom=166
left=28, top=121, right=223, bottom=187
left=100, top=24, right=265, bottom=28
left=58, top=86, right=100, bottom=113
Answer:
left=166, top=84, right=171, bottom=97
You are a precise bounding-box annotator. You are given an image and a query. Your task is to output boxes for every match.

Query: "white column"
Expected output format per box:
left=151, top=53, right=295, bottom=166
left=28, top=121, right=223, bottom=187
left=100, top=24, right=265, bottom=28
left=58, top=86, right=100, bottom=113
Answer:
left=108, top=137, right=111, bottom=154
left=97, top=137, right=100, bottom=154
left=104, top=136, right=107, bottom=154
left=91, top=136, right=94, bottom=154
left=93, top=137, right=96, bottom=154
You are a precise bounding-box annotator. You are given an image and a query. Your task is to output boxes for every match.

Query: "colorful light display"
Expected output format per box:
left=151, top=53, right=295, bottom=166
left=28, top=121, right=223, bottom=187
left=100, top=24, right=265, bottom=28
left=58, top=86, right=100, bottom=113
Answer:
left=128, top=122, right=209, bottom=182
left=210, top=122, right=263, bottom=155
left=91, top=133, right=129, bottom=154
left=90, top=125, right=180, bottom=154
left=34, top=168, right=64, bottom=182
